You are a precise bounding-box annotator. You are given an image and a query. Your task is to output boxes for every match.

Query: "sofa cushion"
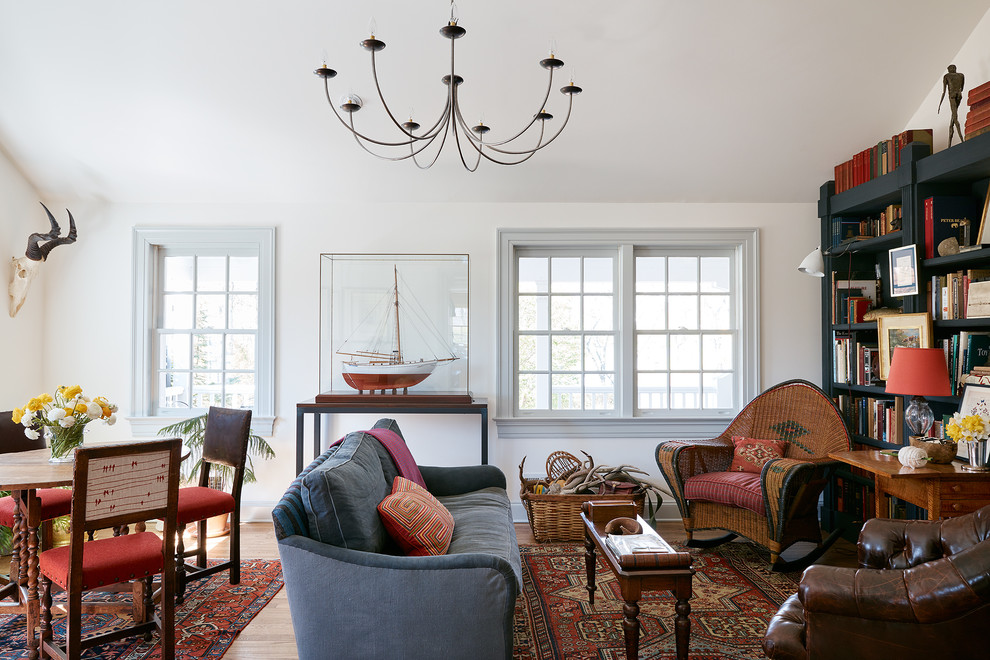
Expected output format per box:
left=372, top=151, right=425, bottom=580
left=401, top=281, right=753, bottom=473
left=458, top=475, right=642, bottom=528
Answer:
left=684, top=471, right=765, bottom=516
left=729, top=435, right=787, bottom=474
left=301, top=432, right=389, bottom=551
left=378, top=477, right=454, bottom=556
left=439, top=487, right=523, bottom=589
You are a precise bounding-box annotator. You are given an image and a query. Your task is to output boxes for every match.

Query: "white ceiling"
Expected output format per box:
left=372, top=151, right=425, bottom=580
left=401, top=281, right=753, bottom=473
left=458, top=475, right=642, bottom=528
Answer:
left=1, top=0, right=989, bottom=204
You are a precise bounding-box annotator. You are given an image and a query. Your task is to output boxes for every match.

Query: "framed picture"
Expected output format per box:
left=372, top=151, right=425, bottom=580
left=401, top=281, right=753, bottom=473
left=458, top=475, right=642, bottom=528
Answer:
left=888, top=244, right=918, bottom=297
left=956, top=382, right=990, bottom=458
left=877, top=312, right=932, bottom=380
left=977, top=181, right=990, bottom=245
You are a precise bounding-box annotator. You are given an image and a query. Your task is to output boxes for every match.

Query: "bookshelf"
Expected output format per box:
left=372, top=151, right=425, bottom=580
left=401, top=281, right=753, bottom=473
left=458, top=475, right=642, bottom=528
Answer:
left=817, top=133, right=990, bottom=535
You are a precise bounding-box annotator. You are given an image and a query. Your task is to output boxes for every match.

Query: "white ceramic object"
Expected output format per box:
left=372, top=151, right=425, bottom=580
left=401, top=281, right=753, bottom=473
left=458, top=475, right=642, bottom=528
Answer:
left=898, top=445, right=928, bottom=469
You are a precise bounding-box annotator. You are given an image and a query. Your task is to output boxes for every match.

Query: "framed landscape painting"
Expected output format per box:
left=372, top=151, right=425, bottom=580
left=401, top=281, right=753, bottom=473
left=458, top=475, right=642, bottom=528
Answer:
left=877, top=312, right=931, bottom=380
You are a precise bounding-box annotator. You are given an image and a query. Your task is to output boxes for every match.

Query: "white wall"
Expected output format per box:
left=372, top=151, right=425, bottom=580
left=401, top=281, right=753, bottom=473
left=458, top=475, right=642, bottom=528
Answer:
left=36, top=198, right=823, bottom=519
left=905, top=7, right=990, bottom=150
left=0, top=147, right=46, bottom=404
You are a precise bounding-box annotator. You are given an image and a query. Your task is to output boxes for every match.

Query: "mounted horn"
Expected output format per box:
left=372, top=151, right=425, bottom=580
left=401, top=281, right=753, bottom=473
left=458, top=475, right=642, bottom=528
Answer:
left=9, top=203, right=79, bottom=317
left=25, top=203, right=77, bottom=261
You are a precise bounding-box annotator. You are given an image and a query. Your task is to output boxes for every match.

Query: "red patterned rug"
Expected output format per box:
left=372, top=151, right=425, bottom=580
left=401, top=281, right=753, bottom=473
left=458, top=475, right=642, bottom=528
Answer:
left=513, top=542, right=800, bottom=659
left=0, top=558, right=283, bottom=659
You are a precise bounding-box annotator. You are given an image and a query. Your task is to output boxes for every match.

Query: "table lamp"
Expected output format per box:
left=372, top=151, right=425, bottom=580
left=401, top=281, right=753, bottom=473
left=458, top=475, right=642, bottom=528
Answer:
left=884, top=347, right=951, bottom=439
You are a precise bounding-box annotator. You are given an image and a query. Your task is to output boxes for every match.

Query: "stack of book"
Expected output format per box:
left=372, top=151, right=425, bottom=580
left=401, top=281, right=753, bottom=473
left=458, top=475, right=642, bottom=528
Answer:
left=966, top=80, right=990, bottom=140
left=832, top=277, right=879, bottom=324
left=833, top=129, right=933, bottom=194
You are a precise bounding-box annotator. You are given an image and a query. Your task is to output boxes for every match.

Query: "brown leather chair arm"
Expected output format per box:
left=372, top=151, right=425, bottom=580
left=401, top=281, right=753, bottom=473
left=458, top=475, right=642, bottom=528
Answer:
left=800, top=557, right=985, bottom=624
left=761, top=593, right=808, bottom=660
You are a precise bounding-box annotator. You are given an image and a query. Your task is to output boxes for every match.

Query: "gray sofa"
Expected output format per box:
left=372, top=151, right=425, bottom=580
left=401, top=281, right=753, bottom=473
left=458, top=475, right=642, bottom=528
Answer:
left=272, top=418, right=521, bottom=660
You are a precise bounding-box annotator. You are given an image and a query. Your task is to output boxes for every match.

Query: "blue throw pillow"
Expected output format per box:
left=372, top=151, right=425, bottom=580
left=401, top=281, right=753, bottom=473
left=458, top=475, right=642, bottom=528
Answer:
left=301, top=431, right=389, bottom=551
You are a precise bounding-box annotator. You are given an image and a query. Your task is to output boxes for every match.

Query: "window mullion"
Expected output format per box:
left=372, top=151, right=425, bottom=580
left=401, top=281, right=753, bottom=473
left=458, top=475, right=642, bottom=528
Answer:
left=619, top=244, right=635, bottom=417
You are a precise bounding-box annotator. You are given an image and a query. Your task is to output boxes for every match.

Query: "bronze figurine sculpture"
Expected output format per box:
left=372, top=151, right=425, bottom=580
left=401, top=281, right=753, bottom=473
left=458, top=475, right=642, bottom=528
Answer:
left=939, top=64, right=965, bottom=146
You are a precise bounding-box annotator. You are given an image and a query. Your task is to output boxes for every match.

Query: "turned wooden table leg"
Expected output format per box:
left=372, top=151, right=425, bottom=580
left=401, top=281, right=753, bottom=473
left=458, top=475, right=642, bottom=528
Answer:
left=622, top=599, right=640, bottom=659
left=675, top=597, right=691, bottom=660
left=584, top=533, right=597, bottom=606
left=26, top=492, right=40, bottom=660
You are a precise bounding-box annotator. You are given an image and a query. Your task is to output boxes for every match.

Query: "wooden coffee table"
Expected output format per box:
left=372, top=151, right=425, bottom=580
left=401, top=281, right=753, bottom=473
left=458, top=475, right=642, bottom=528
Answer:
left=581, top=501, right=694, bottom=660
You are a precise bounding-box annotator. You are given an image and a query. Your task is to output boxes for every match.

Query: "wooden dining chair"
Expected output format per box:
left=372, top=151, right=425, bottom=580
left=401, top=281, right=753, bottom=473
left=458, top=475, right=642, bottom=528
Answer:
left=0, top=413, right=72, bottom=602
left=173, top=406, right=251, bottom=604
left=37, top=438, right=181, bottom=660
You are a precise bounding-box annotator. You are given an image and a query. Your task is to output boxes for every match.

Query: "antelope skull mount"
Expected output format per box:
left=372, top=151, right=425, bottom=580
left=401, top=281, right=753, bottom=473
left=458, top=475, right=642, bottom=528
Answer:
left=8, top=203, right=77, bottom=317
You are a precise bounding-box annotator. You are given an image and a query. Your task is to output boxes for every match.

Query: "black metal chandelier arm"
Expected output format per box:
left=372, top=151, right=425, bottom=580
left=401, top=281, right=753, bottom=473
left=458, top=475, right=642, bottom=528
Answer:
left=347, top=113, right=449, bottom=162
left=454, top=111, right=545, bottom=166
left=450, top=108, right=483, bottom=172
left=370, top=51, right=448, bottom=140
left=484, top=95, right=574, bottom=155
left=322, top=79, right=422, bottom=148
left=410, top=107, right=455, bottom=169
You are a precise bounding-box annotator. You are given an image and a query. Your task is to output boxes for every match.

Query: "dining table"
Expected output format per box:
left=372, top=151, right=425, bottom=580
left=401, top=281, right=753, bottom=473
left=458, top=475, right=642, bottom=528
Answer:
left=0, top=448, right=74, bottom=660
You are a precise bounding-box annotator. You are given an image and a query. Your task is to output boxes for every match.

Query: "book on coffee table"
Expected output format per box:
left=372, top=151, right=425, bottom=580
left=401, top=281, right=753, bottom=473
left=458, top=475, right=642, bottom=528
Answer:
left=606, top=532, right=674, bottom=556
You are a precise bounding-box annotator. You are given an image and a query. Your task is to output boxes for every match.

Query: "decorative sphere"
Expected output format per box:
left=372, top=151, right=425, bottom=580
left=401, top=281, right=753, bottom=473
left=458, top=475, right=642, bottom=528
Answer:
left=898, top=446, right=928, bottom=469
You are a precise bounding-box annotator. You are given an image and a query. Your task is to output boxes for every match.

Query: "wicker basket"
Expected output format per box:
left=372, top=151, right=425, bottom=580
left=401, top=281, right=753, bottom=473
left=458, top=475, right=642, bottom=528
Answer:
left=519, top=454, right=646, bottom=542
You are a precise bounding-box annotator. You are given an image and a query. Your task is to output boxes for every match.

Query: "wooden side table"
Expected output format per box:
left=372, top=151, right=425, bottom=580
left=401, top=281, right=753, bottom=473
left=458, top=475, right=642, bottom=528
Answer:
left=581, top=501, right=694, bottom=660
left=829, top=450, right=990, bottom=520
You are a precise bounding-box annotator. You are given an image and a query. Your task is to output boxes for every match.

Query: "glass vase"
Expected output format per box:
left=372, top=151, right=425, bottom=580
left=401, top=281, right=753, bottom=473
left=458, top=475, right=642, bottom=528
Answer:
left=49, top=424, right=85, bottom=463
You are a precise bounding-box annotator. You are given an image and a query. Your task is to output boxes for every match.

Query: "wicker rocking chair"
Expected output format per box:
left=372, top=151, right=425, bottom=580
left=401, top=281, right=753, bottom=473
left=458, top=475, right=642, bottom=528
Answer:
left=655, top=379, right=851, bottom=570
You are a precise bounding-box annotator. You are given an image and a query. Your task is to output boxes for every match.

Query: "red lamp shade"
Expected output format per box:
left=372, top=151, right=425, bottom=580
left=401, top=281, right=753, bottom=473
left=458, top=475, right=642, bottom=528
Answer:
left=885, top=347, right=951, bottom=396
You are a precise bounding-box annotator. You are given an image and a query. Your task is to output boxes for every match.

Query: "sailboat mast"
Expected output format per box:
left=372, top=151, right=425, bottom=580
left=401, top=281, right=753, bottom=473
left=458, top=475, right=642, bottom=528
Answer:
left=393, top=266, right=402, bottom=362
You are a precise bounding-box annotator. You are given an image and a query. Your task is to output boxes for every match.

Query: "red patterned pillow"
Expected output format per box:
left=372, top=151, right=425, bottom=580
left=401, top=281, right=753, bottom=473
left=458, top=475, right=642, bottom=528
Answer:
left=728, top=436, right=787, bottom=474
left=377, top=477, right=454, bottom=556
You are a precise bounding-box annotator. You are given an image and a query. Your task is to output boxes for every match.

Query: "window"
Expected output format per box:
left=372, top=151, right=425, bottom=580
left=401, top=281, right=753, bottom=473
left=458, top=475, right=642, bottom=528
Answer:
left=131, top=228, right=275, bottom=435
left=497, top=228, right=758, bottom=438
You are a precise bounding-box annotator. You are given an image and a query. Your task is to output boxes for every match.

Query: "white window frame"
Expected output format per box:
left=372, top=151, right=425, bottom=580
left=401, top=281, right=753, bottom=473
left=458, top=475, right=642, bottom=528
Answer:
left=129, top=227, right=275, bottom=436
left=496, top=228, right=759, bottom=439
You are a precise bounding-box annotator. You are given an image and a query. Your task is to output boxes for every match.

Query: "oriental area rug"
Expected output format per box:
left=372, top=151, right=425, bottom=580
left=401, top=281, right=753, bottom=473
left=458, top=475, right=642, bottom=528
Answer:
left=513, top=542, right=800, bottom=659
left=0, top=558, right=282, bottom=659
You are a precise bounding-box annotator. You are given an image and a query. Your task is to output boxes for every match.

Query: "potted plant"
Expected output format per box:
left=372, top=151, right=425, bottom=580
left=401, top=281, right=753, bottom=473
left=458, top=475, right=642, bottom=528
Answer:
left=157, top=412, right=275, bottom=536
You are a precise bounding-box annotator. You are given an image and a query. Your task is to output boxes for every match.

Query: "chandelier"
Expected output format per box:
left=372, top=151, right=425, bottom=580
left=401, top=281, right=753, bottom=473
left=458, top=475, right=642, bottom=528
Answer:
left=313, top=1, right=582, bottom=171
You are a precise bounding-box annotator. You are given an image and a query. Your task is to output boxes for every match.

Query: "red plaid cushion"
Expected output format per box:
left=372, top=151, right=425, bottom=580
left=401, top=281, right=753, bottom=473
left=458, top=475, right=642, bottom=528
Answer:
left=377, top=477, right=454, bottom=556
left=728, top=436, right=787, bottom=474
left=683, top=471, right=765, bottom=517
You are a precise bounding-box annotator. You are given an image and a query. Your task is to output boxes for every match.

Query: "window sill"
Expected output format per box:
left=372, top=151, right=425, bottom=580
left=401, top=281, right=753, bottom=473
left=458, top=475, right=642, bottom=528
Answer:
left=127, top=415, right=276, bottom=437
left=494, top=416, right=732, bottom=439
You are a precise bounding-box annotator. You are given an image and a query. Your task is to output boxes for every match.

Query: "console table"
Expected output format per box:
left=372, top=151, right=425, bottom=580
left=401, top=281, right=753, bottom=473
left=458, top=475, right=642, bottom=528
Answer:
left=829, top=450, right=990, bottom=520
left=295, top=393, right=489, bottom=474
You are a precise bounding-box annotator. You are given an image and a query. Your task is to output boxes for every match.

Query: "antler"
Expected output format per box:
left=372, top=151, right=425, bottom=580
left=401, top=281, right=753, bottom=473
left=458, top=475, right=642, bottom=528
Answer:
left=25, top=203, right=77, bottom=261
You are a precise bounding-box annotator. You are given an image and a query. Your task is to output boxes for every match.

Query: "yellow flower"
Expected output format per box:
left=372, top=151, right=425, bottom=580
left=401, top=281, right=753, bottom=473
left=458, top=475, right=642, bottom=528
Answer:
left=11, top=408, right=24, bottom=424
left=101, top=406, right=112, bottom=419
left=38, top=393, right=53, bottom=404
left=63, top=407, right=74, bottom=416
left=62, top=385, right=82, bottom=400
left=26, top=397, right=43, bottom=412
left=74, top=403, right=88, bottom=414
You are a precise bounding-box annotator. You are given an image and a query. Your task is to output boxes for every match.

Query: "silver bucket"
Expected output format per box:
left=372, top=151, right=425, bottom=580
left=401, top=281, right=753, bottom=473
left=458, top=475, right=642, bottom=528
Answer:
left=962, top=438, right=990, bottom=472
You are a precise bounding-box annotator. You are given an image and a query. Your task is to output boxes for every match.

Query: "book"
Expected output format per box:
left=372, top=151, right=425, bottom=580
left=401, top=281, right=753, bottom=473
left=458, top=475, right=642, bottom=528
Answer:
left=847, top=297, right=872, bottom=324
left=967, top=280, right=990, bottom=318
left=605, top=532, right=674, bottom=556
left=968, top=80, right=990, bottom=106
left=924, top=196, right=979, bottom=259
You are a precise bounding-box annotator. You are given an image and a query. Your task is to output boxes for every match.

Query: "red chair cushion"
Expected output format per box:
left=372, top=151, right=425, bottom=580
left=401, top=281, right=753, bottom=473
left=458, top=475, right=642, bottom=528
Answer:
left=684, top=471, right=766, bottom=517
left=175, top=486, right=235, bottom=526
left=728, top=435, right=787, bottom=474
left=39, top=531, right=164, bottom=590
left=0, top=489, right=73, bottom=527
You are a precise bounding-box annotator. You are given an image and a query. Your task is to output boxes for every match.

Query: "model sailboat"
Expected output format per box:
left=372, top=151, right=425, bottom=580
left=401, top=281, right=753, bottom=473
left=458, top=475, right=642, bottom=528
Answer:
left=337, top=267, right=459, bottom=393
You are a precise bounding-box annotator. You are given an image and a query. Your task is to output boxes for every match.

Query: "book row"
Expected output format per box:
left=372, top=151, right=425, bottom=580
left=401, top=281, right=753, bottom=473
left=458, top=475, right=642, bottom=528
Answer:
left=939, top=330, right=990, bottom=395
left=830, top=204, right=902, bottom=247
left=929, top=268, right=990, bottom=320
left=833, top=129, right=933, bottom=194
left=923, top=195, right=986, bottom=259
left=833, top=394, right=903, bottom=445
left=832, top=276, right=881, bottom=325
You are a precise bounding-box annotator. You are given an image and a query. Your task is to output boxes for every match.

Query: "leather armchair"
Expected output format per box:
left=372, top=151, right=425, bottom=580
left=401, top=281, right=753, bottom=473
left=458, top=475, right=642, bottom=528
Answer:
left=763, top=505, right=990, bottom=660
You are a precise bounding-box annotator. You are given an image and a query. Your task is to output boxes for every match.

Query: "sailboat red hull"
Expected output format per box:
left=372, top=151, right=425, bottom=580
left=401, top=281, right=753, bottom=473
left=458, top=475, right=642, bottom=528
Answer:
left=342, top=371, right=433, bottom=391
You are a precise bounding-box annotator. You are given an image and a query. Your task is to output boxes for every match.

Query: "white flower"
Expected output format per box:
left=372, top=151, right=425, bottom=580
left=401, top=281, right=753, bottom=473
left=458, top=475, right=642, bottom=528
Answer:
left=59, top=415, right=76, bottom=428
left=24, top=427, right=40, bottom=440
left=86, top=402, right=103, bottom=419
left=109, top=403, right=118, bottom=413
left=106, top=414, right=117, bottom=426
left=21, top=410, right=35, bottom=426
left=48, top=408, right=66, bottom=422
